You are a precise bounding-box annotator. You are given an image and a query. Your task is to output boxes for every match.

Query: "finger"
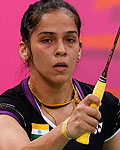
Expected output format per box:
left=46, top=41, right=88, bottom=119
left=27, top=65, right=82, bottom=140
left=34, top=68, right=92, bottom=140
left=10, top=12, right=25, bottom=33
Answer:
left=83, top=94, right=101, bottom=107
left=86, top=107, right=102, bottom=120
left=76, top=110, right=99, bottom=129
left=75, top=101, right=101, bottom=121
left=83, top=114, right=99, bottom=129
left=68, top=116, right=97, bottom=138
left=74, top=108, right=100, bottom=128
left=77, top=119, right=97, bottom=134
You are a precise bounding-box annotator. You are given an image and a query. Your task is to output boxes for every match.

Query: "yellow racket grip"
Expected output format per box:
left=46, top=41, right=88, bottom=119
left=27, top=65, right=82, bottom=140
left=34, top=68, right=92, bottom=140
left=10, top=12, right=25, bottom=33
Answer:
left=92, top=80, right=106, bottom=103
left=76, top=79, right=106, bottom=144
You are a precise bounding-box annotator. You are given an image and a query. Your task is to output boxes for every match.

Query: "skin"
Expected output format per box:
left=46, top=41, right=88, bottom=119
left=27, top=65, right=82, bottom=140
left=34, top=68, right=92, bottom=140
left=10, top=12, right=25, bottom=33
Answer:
left=0, top=9, right=119, bottom=150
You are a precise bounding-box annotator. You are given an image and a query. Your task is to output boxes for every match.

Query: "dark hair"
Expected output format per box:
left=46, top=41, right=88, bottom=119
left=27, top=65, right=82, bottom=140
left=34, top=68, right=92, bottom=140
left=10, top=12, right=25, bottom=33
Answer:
left=20, top=0, right=81, bottom=44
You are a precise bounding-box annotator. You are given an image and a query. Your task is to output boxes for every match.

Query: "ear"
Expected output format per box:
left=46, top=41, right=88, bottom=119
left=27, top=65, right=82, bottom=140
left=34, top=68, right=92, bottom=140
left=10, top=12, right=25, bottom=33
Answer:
left=19, top=41, right=30, bottom=62
left=79, top=41, right=82, bottom=48
left=76, top=41, right=82, bottom=63
left=76, top=50, right=81, bottom=63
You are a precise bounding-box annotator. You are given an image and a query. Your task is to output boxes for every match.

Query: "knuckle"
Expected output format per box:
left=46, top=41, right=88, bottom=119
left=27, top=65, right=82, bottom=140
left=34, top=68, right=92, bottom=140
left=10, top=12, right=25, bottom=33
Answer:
left=98, top=112, right=102, bottom=120
left=94, top=120, right=99, bottom=127
left=76, top=104, right=85, bottom=112
left=87, top=94, right=93, bottom=98
left=96, top=110, right=102, bottom=120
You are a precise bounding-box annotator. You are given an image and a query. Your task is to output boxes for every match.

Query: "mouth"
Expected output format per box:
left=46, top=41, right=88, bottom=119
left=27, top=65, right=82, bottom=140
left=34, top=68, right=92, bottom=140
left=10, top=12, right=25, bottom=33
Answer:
left=53, top=62, right=68, bottom=67
left=53, top=62, right=68, bottom=72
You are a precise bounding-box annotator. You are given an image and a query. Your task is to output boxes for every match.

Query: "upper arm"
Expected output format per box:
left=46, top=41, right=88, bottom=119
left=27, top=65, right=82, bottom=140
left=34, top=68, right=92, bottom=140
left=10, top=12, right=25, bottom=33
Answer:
left=103, top=132, right=120, bottom=150
left=103, top=93, right=120, bottom=150
left=0, top=115, right=30, bottom=150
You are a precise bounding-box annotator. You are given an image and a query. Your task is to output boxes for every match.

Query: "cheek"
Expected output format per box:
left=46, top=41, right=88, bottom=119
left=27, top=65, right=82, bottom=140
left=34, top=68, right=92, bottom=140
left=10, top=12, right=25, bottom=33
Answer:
left=71, top=52, right=78, bottom=61
left=33, top=50, right=52, bottom=67
left=73, top=57, right=76, bottom=60
left=70, top=45, right=80, bottom=61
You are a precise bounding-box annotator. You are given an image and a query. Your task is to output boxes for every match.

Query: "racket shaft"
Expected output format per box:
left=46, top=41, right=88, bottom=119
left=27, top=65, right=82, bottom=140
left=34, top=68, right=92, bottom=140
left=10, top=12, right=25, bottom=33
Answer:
left=76, top=78, right=106, bottom=144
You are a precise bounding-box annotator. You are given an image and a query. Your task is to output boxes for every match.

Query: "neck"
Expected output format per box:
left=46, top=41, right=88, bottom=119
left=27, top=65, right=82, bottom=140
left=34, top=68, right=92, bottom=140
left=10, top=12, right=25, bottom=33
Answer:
left=29, top=76, right=73, bottom=105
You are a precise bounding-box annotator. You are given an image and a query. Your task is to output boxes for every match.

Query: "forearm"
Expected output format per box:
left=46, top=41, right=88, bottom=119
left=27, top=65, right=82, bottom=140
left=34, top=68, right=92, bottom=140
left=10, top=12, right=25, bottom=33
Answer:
left=0, top=115, right=69, bottom=150
left=20, top=124, right=69, bottom=150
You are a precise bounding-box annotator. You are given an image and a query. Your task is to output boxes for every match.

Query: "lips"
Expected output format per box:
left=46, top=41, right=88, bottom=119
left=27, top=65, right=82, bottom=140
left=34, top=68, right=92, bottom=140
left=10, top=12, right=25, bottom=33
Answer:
left=53, top=62, right=68, bottom=72
left=53, top=62, right=68, bottom=67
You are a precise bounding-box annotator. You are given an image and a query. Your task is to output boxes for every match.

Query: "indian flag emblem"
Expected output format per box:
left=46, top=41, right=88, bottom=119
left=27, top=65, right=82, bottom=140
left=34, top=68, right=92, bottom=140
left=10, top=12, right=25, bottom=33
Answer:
left=31, top=123, right=49, bottom=140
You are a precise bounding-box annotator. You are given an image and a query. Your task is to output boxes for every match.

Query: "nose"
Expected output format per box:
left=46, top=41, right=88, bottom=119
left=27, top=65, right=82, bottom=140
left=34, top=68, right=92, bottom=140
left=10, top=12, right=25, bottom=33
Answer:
left=55, top=40, right=67, bottom=57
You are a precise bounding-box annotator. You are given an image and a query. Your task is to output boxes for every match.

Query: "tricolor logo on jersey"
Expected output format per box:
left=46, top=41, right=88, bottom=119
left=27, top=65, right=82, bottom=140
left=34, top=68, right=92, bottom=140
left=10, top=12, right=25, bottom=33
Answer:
left=31, top=123, right=49, bottom=140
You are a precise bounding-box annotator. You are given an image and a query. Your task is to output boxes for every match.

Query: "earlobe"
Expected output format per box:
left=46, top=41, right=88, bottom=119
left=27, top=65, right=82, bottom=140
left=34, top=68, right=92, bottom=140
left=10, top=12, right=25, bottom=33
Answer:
left=78, top=49, right=81, bottom=59
left=76, top=48, right=81, bottom=63
left=76, top=40, right=82, bottom=63
left=19, top=41, right=29, bottom=62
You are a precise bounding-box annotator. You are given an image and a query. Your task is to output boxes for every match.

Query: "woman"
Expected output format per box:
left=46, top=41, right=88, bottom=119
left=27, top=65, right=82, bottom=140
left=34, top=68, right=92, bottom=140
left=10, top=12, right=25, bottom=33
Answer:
left=0, top=0, right=120, bottom=150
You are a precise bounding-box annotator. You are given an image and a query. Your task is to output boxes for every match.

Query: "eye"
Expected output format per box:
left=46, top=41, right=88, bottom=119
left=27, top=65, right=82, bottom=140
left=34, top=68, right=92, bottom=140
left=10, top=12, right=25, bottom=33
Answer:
left=41, top=38, right=52, bottom=43
left=66, top=38, right=75, bottom=43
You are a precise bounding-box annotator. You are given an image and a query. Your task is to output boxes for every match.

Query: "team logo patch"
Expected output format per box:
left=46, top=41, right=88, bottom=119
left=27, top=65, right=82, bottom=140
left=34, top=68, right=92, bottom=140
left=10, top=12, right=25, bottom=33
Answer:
left=31, top=123, right=49, bottom=140
left=94, top=122, right=103, bottom=134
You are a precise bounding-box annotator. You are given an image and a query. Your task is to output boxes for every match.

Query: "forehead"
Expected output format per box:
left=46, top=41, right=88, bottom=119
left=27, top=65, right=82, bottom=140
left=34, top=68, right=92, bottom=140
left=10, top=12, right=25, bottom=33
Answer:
left=32, top=10, right=78, bottom=35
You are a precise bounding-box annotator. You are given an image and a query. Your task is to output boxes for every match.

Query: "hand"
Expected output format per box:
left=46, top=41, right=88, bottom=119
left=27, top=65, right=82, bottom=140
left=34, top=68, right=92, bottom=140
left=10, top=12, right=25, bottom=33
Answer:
left=67, top=94, right=102, bottom=139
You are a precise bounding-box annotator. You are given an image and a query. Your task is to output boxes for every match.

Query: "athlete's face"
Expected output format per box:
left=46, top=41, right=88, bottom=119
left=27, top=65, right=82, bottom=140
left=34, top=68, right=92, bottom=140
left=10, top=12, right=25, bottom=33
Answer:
left=29, top=10, right=81, bottom=84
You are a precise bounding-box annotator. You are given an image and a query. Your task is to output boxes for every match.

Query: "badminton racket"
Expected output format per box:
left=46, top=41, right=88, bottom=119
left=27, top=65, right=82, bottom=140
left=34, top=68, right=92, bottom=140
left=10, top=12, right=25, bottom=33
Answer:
left=76, top=27, right=120, bottom=144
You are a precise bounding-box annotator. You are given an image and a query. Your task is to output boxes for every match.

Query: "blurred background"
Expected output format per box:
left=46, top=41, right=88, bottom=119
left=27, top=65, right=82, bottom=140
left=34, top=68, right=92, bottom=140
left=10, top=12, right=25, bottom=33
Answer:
left=0, top=0, right=120, bottom=99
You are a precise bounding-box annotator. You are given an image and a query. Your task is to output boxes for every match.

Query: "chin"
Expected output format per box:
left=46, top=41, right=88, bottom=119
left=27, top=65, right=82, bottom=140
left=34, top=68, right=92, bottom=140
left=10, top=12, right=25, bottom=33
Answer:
left=48, top=75, right=72, bottom=86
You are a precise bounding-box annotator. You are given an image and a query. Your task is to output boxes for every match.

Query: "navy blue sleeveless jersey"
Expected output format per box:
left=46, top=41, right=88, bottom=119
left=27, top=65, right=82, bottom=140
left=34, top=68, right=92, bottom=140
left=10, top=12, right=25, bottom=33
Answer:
left=0, top=77, right=120, bottom=150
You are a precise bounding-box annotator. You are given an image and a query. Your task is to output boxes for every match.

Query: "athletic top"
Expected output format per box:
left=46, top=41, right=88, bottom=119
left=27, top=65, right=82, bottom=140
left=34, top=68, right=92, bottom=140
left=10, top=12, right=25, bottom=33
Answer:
left=0, top=77, right=120, bottom=150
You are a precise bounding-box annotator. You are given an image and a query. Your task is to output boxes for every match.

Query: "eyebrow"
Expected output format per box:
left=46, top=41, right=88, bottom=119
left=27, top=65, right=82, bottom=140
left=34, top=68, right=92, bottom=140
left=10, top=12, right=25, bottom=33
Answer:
left=37, top=31, right=78, bottom=36
left=37, top=32, right=56, bottom=36
left=66, top=31, right=78, bottom=35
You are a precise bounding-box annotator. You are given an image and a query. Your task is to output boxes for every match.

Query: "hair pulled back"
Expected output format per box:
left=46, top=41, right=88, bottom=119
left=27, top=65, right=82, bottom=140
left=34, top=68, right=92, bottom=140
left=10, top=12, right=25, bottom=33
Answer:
left=20, top=0, right=81, bottom=44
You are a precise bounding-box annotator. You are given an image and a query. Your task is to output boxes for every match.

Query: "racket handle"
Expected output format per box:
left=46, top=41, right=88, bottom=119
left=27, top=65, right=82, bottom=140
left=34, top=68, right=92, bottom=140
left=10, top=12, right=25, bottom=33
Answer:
left=76, top=78, right=106, bottom=144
